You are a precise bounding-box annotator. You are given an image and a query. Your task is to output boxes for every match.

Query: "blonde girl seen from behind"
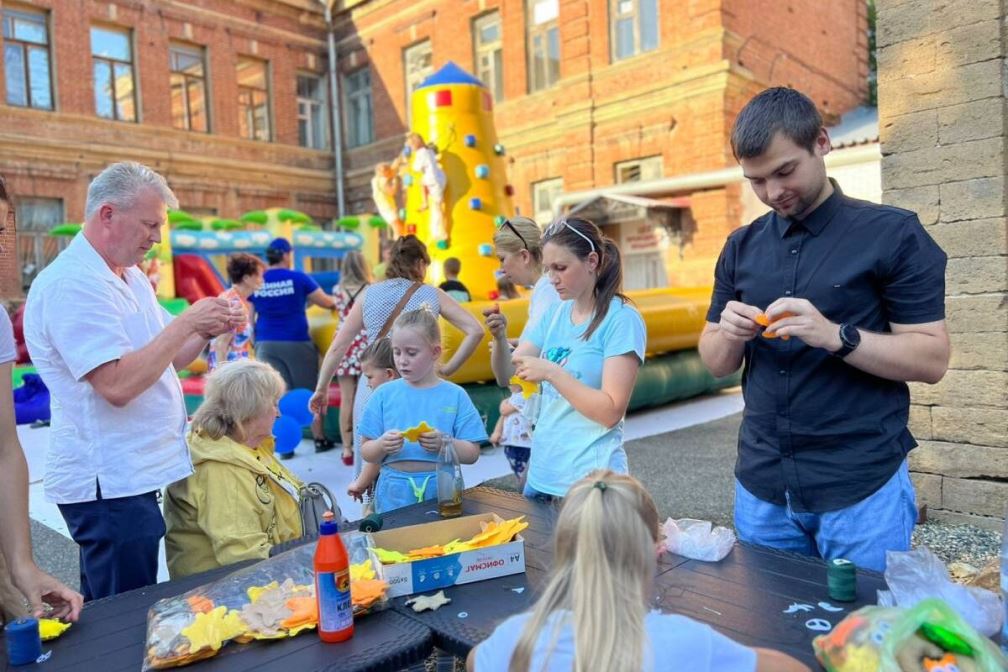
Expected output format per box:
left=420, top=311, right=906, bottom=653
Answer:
left=466, top=471, right=810, bottom=672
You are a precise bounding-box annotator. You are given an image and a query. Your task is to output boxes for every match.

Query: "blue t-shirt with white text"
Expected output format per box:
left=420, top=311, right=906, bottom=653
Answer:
left=249, top=268, right=320, bottom=342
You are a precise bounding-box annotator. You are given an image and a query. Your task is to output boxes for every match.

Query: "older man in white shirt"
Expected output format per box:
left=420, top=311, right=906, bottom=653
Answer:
left=24, top=162, right=243, bottom=600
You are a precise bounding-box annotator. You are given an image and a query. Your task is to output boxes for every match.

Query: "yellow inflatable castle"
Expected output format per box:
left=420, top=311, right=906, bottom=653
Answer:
left=400, top=62, right=513, bottom=299
left=309, top=63, right=737, bottom=409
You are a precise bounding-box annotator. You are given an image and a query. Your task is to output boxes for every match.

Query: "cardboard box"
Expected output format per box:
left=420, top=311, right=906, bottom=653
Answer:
left=370, top=513, right=526, bottom=598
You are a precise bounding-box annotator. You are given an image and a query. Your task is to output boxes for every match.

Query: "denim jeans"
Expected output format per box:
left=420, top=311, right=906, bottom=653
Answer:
left=733, top=460, right=917, bottom=573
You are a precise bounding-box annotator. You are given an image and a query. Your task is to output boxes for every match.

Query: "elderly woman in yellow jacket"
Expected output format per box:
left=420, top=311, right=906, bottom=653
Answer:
left=164, top=359, right=303, bottom=579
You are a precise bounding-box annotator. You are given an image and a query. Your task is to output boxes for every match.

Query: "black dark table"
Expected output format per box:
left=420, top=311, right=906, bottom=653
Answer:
left=654, top=543, right=887, bottom=668
left=1, top=556, right=432, bottom=672
left=3, top=486, right=890, bottom=671
left=384, top=487, right=885, bottom=670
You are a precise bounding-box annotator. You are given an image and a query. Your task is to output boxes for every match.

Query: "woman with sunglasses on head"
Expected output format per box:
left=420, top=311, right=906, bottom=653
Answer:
left=490, top=217, right=646, bottom=500
left=483, top=216, right=560, bottom=386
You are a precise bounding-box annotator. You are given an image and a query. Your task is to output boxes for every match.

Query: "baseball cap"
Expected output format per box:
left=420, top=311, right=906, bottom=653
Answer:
left=267, top=237, right=292, bottom=253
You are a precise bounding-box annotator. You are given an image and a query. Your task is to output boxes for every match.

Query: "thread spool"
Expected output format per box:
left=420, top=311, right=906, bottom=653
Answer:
left=827, top=558, right=857, bottom=602
left=5, top=618, right=42, bottom=666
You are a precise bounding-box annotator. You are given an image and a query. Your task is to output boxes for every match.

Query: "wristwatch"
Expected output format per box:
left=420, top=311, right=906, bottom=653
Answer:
left=831, top=323, right=861, bottom=358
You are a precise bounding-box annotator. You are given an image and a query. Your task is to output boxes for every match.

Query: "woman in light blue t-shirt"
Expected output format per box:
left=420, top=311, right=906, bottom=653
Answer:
left=467, top=471, right=806, bottom=672
left=488, top=217, right=645, bottom=499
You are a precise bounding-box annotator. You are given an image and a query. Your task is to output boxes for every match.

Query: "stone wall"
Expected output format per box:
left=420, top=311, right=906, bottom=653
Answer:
left=877, top=0, right=1008, bottom=528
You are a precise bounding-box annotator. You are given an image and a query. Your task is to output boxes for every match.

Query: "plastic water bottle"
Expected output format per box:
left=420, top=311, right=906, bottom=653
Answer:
left=1001, top=510, right=1008, bottom=655
left=437, top=434, right=464, bottom=518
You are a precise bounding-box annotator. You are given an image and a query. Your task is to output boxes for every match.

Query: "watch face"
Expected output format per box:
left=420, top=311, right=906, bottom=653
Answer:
left=841, top=323, right=860, bottom=349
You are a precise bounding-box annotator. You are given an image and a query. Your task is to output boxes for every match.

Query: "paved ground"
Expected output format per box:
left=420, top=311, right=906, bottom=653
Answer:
left=28, top=408, right=1003, bottom=593
left=487, top=412, right=742, bottom=526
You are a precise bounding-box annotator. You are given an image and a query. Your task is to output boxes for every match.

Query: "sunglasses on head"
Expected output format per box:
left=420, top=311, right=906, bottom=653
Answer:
left=544, top=217, right=595, bottom=253
left=495, top=218, right=529, bottom=251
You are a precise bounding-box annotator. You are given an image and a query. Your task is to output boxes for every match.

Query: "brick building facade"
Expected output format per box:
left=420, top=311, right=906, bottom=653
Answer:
left=333, top=0, right=868, bottom=285
left=0, top=0, right=336, bottom=298
left=0, top=0, right=869, bottom=299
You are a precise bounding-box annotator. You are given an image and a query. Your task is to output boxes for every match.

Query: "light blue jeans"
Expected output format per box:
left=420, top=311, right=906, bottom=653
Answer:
left=733, top=460, right=917, bottom=573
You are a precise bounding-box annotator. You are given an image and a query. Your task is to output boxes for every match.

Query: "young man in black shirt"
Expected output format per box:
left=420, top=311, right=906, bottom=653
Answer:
left=699, top=87, right=950, bottom=572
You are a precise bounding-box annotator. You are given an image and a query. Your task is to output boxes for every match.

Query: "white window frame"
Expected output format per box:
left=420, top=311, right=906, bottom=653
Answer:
left=615, top=155, right=663, bottom=184
left=609, top=0, right=659, bottom=62
left=2, top=7, right=54, bottom=110
left=169, top=43, right=209, bottom=132
left=297, top=72, right=329, bottom=150
left=90, top=24, right=137, bottom=122
left=526, top=0, right=560, bottom=92
left=531, top=177, right=563, bottom=224
left=236, top=56, right=272, bottom=142
left=473, top=12, right=503, bottom=102
left=403, top=40, right=432, bottom=124
left=15, top=197, right=64, bottom=289
left=343, top=67, right=374, bottom=148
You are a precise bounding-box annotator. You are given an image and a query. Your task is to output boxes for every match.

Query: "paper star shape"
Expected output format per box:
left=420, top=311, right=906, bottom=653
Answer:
left=405, top=590, right=452, bottom=613
left=402, top=421, right=435, bottom=442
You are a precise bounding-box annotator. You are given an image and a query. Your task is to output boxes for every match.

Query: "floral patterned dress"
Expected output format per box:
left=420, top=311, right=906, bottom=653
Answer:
left=333, top=283, right=369, bottom=377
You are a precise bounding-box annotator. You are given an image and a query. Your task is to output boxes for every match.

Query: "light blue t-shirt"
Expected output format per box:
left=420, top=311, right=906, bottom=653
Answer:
left=524, top=298, right=646, bottom=496
left=358, top=378, right=489, bottom=464
left=475, top=610, right=757, bottom=672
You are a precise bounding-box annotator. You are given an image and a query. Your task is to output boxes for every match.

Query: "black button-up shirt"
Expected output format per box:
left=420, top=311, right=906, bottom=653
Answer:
left=707, top=182, right=947, bottom=513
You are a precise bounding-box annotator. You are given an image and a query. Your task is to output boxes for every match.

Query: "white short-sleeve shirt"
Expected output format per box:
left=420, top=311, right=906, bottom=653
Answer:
left=24, top=233, right=191, bottom=504
left=0, top=308, right=17, bottom=364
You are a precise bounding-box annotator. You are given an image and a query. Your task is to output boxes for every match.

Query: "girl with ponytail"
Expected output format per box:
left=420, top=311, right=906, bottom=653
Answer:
left=497, top=217, right=645, bottom=499
left=467, top=471, right=809, bottom=672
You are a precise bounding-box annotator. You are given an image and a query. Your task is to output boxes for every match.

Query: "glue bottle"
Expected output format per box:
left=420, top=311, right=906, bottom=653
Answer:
left=315, top=510, right=353, bottom=642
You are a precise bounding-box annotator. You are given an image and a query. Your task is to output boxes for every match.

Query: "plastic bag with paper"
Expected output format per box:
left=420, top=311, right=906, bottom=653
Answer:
left=876, top=547, right=1002, bottom=638
left=142, top=532, right=388, bottom=670
left=661, top=518, right=736, bottom=562
left=813, top=598, right=1008, bottom=672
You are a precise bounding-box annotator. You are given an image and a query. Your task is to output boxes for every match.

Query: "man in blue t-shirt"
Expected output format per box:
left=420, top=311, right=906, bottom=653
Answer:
left=249, top=238, right=338, bottom=454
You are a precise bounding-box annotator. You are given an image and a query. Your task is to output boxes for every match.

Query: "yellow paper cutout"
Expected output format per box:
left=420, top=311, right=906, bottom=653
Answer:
left=402, top=421, right=435, bottom=443
left=39, top=618, right=71, bottom=641
left=181, top=606, right=247, bottom=653
left=509, top=375, right=539, bottom=399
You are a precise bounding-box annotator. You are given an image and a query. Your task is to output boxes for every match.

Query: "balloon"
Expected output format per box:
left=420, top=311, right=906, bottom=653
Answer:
left=272, top=415, right=302, bottom=455
left=279, top=388, right=314, bottom=427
